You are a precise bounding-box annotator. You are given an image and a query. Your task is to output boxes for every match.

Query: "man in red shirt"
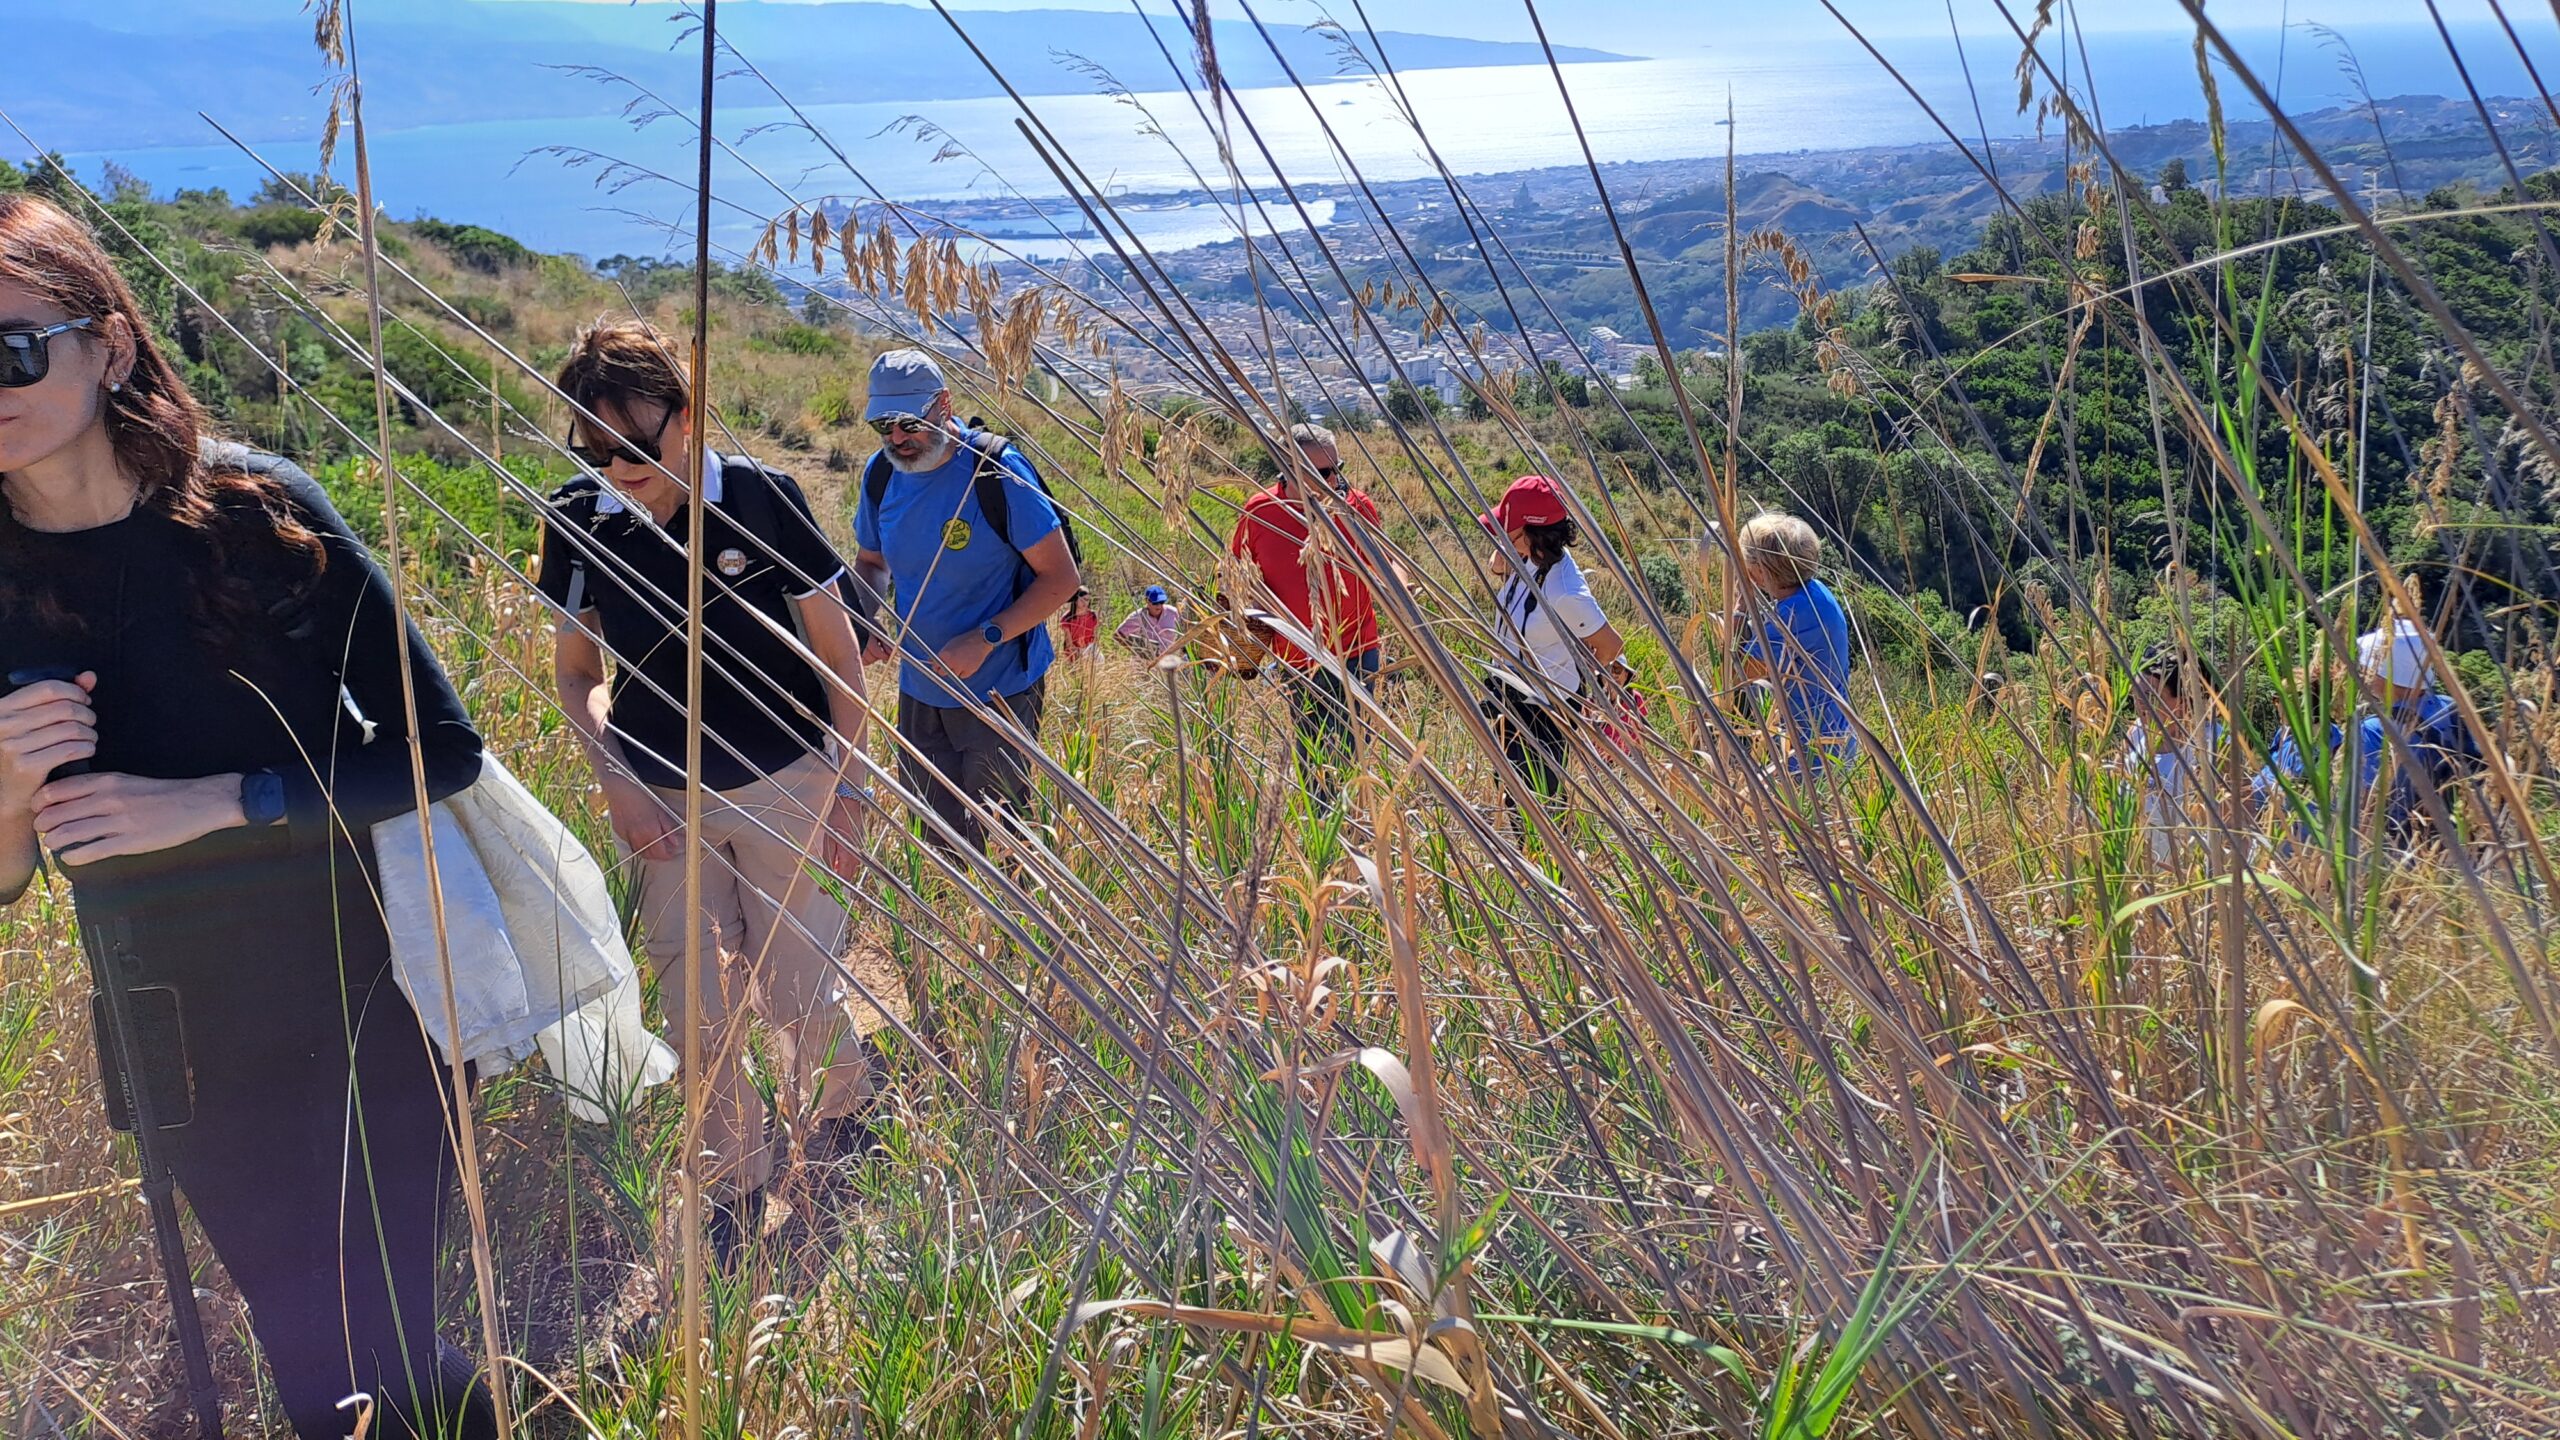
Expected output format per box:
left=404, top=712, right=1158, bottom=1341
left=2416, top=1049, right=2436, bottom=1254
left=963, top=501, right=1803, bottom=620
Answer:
left=1229, top=423, right=1397, bottom=807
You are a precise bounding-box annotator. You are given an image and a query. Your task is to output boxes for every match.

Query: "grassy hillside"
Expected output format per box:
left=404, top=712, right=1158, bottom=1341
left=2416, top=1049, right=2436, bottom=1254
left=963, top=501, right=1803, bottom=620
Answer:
left=5, top=91, right=2560, bottom=1440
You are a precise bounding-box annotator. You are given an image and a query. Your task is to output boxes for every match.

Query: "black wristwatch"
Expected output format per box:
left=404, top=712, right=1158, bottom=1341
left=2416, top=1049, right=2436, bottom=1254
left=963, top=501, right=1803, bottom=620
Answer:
left=240, top=769, right=287, bottom=828
left=981, top=621, right=1005, bottom=645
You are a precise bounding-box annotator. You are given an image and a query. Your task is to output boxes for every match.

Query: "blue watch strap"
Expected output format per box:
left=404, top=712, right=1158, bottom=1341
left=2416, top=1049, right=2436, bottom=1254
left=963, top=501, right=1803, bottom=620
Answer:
left=240, top=769, right=287, bottom=828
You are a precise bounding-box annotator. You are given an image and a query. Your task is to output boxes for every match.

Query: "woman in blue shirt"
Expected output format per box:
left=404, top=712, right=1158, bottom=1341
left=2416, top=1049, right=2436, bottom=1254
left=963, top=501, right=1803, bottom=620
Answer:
left=1734, top=513, right=1857, bottom=774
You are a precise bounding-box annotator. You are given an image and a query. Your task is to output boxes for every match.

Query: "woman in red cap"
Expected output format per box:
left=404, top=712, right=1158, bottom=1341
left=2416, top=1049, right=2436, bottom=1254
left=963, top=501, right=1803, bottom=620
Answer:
left=1480, top=474, right=1623, bottom=810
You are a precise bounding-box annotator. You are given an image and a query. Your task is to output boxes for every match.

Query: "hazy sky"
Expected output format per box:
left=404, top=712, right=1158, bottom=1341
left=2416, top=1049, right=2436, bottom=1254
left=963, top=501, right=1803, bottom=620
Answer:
left=481, top=0, right=2449, bottom=37
left=464, top=0, right=2496, bottom=73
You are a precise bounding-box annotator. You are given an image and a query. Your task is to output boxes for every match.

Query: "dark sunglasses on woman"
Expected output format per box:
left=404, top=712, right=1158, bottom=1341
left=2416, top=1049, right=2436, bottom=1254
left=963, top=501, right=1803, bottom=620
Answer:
left=563, top=409, right=673, bottom=471
left=0, top=317, right=95, bottom=388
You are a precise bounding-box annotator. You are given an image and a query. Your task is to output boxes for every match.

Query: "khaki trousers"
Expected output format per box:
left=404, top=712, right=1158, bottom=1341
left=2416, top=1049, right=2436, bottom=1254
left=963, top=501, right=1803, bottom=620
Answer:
left=629, top=751, right=861, bottom=1196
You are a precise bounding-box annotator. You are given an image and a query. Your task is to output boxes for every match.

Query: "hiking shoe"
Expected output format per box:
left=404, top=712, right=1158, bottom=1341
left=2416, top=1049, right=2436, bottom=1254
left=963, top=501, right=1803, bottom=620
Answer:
left=705, top=1187, right=764, bottom=1269
left=809, top=1113, right=888, bottom=1166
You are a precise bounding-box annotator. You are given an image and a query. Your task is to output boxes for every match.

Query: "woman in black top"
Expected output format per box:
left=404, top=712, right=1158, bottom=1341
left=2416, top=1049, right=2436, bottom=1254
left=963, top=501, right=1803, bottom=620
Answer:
left=0, top=197, right=498, bottom=1435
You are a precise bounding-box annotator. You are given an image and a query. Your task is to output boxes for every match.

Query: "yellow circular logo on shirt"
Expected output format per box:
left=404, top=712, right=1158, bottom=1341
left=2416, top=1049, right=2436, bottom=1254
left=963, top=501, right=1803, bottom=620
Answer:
left=942, top=518, right=973, bottom=551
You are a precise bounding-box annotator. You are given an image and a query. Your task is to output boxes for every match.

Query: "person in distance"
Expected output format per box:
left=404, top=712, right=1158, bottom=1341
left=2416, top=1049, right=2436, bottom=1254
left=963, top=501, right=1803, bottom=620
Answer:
left=1060, top=587, right=1102, bottom=658
left=538, top=318, right=877, bottom=1258
left=2123, top=644, right=2230, bottom=867
left=0, top=194, right=498, bottom=1438
left=1115, top=583, right=1184, bottom=655
left=1733, top=512, right=1857, bottom=777
left=2257, top=616, right=2485, bottom=849
left=1229, top=422, right=1403, bottom=810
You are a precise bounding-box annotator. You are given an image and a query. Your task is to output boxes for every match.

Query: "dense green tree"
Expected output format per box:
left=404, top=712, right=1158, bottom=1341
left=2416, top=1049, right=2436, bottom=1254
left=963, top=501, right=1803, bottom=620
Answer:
left=1384, top=378, right=1440, bottom=423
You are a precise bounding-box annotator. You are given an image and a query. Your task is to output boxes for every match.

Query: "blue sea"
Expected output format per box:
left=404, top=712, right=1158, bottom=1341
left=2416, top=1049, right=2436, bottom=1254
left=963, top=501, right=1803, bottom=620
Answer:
left=68, top=21, right=2560, bottom=267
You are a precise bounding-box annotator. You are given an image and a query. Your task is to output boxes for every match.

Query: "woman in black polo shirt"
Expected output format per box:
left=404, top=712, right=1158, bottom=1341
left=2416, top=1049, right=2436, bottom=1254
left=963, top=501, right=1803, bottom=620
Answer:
left=537, top=319, right=874, bottom=1254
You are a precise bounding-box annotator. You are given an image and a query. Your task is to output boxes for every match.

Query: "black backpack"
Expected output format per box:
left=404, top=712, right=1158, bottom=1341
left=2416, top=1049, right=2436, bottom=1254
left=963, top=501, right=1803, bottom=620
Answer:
left=711, top=453, right=894, bottom=648
left=2401, top=700, right=2488, bottom=835
left=860, top=431, right=1084, bottom=665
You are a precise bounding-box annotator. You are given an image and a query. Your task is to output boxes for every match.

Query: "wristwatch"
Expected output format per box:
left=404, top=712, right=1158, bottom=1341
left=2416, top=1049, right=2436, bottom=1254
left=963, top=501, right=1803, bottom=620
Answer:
left=982, top=621, right=1005, bottom=644
left=240, top=769, right=287, bottom=828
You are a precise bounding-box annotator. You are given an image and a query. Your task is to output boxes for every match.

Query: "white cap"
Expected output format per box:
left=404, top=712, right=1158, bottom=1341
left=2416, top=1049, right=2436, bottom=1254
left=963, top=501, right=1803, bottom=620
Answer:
left=2357, top=618, right=2433, bottom=690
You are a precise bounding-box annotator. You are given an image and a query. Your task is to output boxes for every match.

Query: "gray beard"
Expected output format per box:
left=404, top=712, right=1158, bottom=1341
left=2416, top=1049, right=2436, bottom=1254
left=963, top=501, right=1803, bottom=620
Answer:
left=884, top=435, right=958, bottom=474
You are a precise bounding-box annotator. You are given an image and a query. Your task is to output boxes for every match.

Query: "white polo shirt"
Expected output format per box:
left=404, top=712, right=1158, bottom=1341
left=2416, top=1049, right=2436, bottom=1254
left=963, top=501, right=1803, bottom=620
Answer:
left=1496, top=550, right=1608, bottom=692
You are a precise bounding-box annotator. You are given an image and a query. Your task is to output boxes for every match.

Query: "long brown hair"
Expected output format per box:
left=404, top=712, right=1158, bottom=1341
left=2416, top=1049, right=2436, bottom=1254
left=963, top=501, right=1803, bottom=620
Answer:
left=0, top=192, right=324, bottom=647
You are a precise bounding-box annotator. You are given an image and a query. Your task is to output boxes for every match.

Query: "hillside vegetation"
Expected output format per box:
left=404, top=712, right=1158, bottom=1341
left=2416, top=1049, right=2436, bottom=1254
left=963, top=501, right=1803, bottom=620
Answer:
left=5, top=60, right=2560, bottom=1440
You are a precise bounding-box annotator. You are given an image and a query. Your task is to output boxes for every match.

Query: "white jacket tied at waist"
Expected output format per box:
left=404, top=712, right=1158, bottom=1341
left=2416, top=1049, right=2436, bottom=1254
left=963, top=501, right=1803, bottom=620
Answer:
left=373, top=752, right=676, bottom=1122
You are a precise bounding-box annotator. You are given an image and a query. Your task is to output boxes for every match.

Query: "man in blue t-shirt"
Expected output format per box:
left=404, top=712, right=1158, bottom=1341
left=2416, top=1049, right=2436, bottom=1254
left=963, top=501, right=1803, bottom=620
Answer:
left=1735, top=512, right=1857, bottom=774
left=852, top=349, right=1081, bottom=853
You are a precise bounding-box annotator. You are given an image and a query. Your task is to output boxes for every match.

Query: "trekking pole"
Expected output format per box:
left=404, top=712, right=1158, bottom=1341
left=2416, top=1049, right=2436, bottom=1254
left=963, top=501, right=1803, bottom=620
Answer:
left=9, top=666, right=224, bottom=1439
left=87, top=914, right=225, bottom=1440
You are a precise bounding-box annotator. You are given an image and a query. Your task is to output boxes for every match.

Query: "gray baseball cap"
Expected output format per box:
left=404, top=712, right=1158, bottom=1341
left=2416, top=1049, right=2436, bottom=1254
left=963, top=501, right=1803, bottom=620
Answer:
left=864, top=348, right=949, bottom=422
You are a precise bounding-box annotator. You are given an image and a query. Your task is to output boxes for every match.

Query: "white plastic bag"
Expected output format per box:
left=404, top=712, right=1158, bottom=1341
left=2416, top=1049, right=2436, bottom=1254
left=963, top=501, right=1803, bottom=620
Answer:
left=535, top=969, right=678, bottom=1124
left=375, top=754, right=676, bottom=1120
left=375, top=786, right=531, bottom=1067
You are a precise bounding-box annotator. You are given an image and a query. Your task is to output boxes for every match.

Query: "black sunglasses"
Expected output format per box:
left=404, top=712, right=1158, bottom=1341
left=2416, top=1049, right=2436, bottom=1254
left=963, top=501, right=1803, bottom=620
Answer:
left=868, top=414, right=934, bottom=438
left=565, top=408, right=674, bottom=471
left=0, top=318, right=96, bottom=389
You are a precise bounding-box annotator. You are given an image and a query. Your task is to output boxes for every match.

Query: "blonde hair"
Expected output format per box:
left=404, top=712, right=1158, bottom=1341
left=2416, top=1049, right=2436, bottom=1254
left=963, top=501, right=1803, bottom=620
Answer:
left=1739, top=512, right=1822, bottom=590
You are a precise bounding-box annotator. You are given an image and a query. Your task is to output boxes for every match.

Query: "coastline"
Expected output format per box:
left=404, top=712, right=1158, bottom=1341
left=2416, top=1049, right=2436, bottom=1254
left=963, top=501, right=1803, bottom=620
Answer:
left=904, top=90, right=2542, bottom=262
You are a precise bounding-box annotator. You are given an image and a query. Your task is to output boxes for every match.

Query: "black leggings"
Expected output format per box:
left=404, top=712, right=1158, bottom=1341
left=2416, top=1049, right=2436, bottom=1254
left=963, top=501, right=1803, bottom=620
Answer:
left=1490, top=688, right=1573, bottom=804
left=161, top=971, right=498, bottom=1438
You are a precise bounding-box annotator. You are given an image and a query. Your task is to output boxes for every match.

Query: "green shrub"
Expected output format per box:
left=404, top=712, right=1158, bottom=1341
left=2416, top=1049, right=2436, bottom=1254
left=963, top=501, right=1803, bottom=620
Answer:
left=409, top=218, right=534, bottom=275
left=235, top=205, right=325, bottom=250
left=452, top=292, right=516, bottom=332
left=1638, top=551, right=1690, bottom=615
left=754, top=322, right=847, bottom=358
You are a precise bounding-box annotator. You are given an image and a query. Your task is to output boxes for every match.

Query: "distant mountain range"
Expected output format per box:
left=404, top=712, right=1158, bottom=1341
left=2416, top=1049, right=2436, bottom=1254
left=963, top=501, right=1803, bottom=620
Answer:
left=12, top=0, right=1635, bottom=153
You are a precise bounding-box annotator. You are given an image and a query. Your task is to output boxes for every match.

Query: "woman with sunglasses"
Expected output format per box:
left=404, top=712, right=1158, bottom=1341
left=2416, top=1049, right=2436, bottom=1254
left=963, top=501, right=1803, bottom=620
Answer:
left=1479, top=474, right=1623, bottom=810
left=0, top=195, right=498, bottom=1434
left=538, top=318, right=877, bottom=1259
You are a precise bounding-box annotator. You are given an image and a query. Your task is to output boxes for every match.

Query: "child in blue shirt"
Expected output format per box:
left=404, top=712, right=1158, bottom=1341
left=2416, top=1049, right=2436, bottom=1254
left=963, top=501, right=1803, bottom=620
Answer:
left=1735, top=512, right=1857, bottom=774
